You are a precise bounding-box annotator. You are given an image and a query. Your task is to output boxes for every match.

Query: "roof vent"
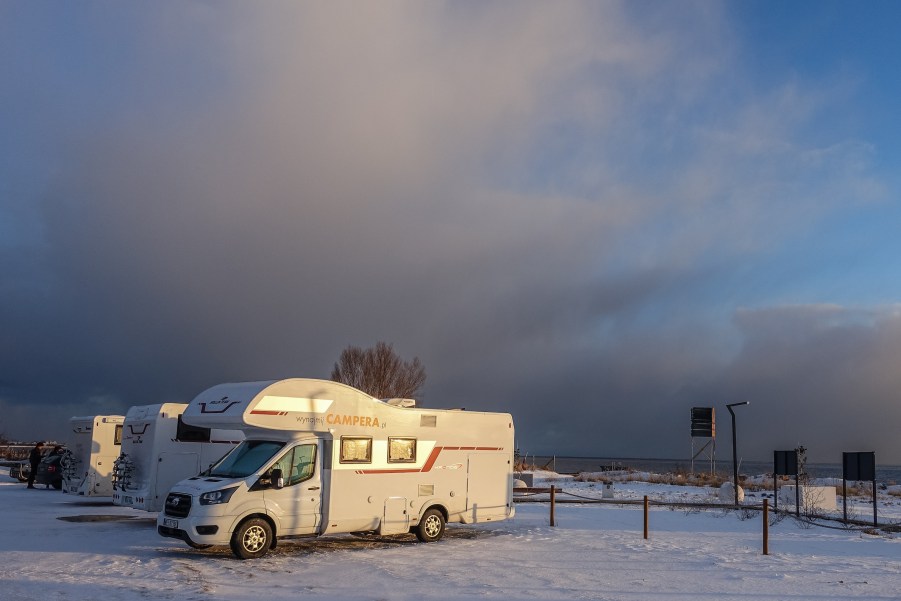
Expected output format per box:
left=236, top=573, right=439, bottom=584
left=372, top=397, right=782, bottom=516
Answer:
left=383, top=398, right=416, bottom=408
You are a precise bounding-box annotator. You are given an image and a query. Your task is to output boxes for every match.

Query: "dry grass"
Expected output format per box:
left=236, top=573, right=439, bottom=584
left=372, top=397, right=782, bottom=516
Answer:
left=840, top=483, right=882, bottom=496
left=574, top=470, right=727, bottom=488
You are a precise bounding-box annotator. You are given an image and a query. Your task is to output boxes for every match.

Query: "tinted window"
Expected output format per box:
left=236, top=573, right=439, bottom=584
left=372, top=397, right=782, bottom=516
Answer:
left=270, top=444, right=317, bottom=486
left=176, top=414, right=211, bottom=443
left=208, top=440, right=285, bottom=478
left=388, top=438, right=416, bottom=463
left=340, top=437, right=371, bottom=464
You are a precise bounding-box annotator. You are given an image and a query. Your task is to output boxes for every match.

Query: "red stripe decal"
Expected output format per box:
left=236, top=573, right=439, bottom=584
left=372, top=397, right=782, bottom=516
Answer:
left=356, top=468, right=421, bottom=474
left=420, top=446, right=443, bottom=472
left=249, top=410, right=286, bottom=415
left=351, top=445, right=505, bottom=475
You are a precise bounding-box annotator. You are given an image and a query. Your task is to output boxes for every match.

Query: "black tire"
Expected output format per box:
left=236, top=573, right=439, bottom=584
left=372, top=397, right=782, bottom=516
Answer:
left=230, top=518, right=273, bottom=560
left=415, top=508, right=445, bottom=543
left=52, top=479, right=62, bottom=491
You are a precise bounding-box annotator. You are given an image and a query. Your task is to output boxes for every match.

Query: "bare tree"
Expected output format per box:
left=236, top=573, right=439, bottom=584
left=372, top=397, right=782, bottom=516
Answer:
left=331, top=342, right=426, bottom=401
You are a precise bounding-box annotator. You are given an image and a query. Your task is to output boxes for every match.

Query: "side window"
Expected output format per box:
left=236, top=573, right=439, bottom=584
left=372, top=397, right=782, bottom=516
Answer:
left=340, top=437, right=372, bottom=464
left=114, top=424, right=123, bottom=445
left=388, top=438, right=416, bottom=463
left=176, top=414, right=211, bottom=443
left=289, top=444, right=317, bottom=485
left=269, top=445, right=318, bottom=486
left=270, top=448, right=295, bottom=484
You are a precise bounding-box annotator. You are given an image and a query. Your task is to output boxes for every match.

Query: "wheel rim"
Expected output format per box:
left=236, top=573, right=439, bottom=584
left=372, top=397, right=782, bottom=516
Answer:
left=424, top=514, right=441, bottom=538
left=242, top=525, right=267, bottom=552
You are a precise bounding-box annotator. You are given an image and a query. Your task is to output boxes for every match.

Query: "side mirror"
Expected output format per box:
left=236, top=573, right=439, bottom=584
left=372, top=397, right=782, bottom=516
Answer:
left=271, top=468, right=284, bottom=489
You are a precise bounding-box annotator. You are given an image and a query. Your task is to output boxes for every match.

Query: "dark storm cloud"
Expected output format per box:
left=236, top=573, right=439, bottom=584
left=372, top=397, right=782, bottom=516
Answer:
left=1, top=3, right=894, bottom=463
left=497, top=304, right=901, bottom=463
left=4, top=4, right=662, bottom=416
left=711, top=306, right=901, bottom=462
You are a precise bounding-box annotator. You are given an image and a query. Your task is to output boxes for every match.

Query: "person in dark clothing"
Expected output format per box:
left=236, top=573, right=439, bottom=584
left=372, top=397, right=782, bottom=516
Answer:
left=26, top=442, right=44, bottom=489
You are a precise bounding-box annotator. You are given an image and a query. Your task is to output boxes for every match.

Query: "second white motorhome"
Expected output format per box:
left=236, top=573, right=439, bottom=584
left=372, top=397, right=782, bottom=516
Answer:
left=157, top=378, right=515, bottom=559
left=112, top=403, right=243, bottom=512
left=61, top=415, right=125, bottom=496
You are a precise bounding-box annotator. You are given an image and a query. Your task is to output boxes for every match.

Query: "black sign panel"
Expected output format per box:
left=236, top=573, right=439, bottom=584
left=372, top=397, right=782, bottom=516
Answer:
left=843, top=451, right=876, bottom=481
left=690, top=407, right=715, bottom=438
left=773, top=450, right=799, bottom=476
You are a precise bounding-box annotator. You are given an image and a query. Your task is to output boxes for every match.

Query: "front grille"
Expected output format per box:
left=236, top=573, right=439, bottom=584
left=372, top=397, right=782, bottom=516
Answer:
left=164, top=493, right=192, bottom=518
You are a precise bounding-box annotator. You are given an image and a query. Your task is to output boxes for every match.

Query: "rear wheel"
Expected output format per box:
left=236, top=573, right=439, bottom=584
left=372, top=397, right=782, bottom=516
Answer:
left=230, top=518, right=273, bottom=559
left=415, top=508, right=445, bottom=542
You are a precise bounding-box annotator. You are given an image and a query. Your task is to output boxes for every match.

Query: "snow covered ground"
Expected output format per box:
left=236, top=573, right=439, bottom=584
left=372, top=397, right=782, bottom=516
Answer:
left=2, top=467, right=900, bottom=601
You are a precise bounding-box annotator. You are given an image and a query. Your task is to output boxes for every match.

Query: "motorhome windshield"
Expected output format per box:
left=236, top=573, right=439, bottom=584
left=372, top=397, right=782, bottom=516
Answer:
left=206, top=440, right=285, bottom=478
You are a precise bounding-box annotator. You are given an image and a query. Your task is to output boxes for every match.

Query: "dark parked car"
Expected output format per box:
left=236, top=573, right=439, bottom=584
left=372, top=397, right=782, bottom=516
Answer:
left=8, top=461, right=30, bottom=482
left=35, top=453, right=64, bottom=490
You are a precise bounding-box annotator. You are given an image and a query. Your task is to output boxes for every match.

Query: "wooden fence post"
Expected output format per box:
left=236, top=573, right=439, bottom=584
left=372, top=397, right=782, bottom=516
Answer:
left=643, top=495, right=649, bottom=539
left=550, top=485, right=556, bottom=527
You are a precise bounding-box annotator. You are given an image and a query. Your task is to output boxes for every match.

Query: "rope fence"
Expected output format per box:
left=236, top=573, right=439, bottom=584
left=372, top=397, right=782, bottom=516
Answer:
left=513, top=485, right=894, bottom=555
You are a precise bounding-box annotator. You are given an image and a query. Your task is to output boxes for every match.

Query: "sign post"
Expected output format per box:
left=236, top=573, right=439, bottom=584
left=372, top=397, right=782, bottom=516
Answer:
left=690, top=407, right=716, bottom=475
left=773, top=450, right=800, bottom=515
left=842, top=452, right=876, bottom=526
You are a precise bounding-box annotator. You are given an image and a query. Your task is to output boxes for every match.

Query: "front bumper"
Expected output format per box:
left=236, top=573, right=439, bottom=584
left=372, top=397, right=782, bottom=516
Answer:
left=112, top=488, right=154, bottom=511
left=157, top=512, right=233, bottom=547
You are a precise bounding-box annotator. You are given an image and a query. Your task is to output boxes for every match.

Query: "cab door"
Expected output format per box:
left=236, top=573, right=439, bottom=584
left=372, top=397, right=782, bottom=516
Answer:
left=262, top=442, right=321, bottom=535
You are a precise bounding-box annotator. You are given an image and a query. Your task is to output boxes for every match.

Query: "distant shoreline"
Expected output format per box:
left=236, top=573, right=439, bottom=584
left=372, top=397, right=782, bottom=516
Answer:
left=523, top=455, right=901, bottom=482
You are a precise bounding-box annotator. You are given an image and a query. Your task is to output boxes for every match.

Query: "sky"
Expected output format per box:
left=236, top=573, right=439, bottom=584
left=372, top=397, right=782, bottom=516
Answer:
left=2, top=1, right=901, bottom=464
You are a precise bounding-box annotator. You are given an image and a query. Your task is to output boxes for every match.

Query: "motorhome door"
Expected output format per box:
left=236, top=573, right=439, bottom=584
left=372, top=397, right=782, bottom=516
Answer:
left=263, top=442, right=321, bottom=536
left=158, top=452, right=200, bottom=505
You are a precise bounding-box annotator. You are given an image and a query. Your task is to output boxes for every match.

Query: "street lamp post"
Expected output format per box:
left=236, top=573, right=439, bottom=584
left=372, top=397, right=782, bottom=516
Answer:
left=726, top=401, right=750, bottom=507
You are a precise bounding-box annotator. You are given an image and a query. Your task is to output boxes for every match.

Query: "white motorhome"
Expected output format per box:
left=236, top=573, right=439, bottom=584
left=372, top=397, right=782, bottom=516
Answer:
left=61, top=415, right=125, bottom=496
left=157, top=378, right=515, bottom=559
left=112, top=403, right=243, bottom=512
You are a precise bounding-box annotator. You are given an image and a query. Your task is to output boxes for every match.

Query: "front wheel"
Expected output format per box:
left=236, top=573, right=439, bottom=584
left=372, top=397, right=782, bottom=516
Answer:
left=230, top=518, right=273, bottom=559
left=415, top=508, right=445, bottom=543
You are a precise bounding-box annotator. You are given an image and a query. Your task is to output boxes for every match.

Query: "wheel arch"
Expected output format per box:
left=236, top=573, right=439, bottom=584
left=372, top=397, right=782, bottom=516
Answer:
left=232, top=512, right=278, bottom=539
left=416, top=502, right=449, bottom=525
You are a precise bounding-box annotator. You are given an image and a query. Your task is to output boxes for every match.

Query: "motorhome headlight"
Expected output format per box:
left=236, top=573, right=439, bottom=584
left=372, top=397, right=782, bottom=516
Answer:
left=199, top=486, right=238, bottom=505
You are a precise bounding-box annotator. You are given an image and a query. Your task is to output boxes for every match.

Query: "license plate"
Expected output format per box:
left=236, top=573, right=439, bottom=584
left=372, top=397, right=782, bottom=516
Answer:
left=164, top=518, right=178, bottom=528
left=123, top=496, right=133, bottom=504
